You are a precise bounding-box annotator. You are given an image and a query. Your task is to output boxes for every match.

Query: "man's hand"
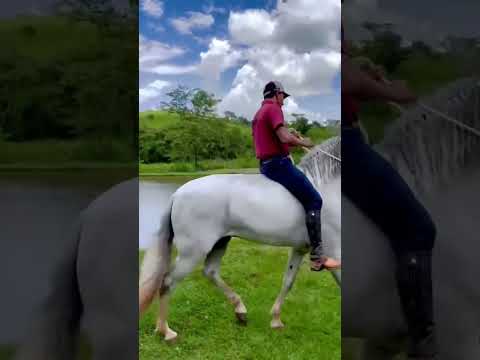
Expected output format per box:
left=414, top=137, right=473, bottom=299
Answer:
left=289, top=128, right=301, bottom=138
left=289, top=128, right=314, bottom=148
left=300, top=137, right=314, bottom=148
left=276, top=126, right=314, bottom=149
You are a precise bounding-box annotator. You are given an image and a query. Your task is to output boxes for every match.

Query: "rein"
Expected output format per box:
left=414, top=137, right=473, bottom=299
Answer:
left=389, top=101, right=480, bottom=138
left=353, top=56, right=480, bottom=138
left=296, top=133, right=342, bottom=162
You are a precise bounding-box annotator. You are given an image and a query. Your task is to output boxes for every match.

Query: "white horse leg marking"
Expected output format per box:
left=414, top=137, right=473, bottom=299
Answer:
left=270, top=249, right=305, bottom=329
left=203, top=239, right=248, bottom=324
left=156, top=251, right=203, bottom=342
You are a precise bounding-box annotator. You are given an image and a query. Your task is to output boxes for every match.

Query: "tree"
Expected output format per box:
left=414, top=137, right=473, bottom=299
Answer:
left=361, top=22, right=410, bottom=73
left=290, top=113, right=312, bottom=135
left=55, top=0, right=115, bottom=21
left=224, top=111, right=237, bottom=120
left=167, top=121, right=208, bottom=169
left=161, top=85, right=197, bottom=120
left=237, top=116, right=249, bottom=125
left=191, top=90, right=220, bottom=118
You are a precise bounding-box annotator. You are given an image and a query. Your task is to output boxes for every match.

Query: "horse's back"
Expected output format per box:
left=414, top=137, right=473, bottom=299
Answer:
left=170, top=174, right=308, bottom=248
left=76, top=179, right=138, bottom=358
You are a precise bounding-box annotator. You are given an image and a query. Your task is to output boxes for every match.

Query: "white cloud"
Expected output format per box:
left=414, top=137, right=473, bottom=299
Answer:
left=141, top=0, right=163, bottom=18
left=218, top=0, right=341, bottom=120
left=139, top=35, right=185, bottom=68
left=198, top=38, right=244, bottom=81
left=203, top=3, right=226, bottom=14
left=245, top=45, right=340, bottom=96
left=171, top=12, right=215, bottom=35
left=228, top=10, right=276, bottom=45
left=150, top=64, right=197, bottom=75
left=218, top=64, right=326, bottom=123
left=139, top=35, right=196, bottom=75
left=229, top=0, right=340, bottom=52
left=139, top=0, right=340, bottom=119
left=139, top=79, right=171, bottom=104
left=148, top=21, right=165, bottom=33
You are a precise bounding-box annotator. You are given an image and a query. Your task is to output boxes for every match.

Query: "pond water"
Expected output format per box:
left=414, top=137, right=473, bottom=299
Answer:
left=139, top=178, right=184, bottom=249
left=0, top=172, right=133, bottom=344
left=0, top=173, right=191, bottom=345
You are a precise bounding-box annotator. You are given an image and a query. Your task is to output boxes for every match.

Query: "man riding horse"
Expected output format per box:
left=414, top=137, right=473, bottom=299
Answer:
left=252, top=81, right=341, bottom=271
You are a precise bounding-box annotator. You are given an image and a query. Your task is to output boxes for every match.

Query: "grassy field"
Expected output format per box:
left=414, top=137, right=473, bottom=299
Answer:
left=140, top=111, right=182, bottom=130
left=139, top=110, right=338, bottom=174
left=0, top=139, right=134, bottom=166
left=139, top=239, right=340, bottom=360
left=139, top=157, right=259, bottom=175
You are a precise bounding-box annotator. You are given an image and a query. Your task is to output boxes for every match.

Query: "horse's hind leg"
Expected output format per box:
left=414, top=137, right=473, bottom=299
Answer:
left=271, top=248, right=305, bottom=329
left=156, top=249, right=204, bottom=342
left=203, top=236, right=248, bottom=325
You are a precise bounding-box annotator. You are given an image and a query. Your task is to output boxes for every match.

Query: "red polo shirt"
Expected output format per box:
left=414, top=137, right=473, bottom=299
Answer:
left=252, top=99, right=290, bottom=160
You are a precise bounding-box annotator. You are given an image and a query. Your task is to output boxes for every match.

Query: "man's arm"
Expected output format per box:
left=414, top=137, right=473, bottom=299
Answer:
left=342, top=57, right=417, bottom=104
left=276, top=126, right=314, bottom=148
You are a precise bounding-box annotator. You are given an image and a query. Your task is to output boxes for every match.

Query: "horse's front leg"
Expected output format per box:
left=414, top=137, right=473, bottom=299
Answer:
left=270, top=248, right=305, bottom=329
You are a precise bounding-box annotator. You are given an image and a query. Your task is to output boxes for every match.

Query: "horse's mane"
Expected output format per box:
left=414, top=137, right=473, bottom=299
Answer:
left=299, top=135, right=341, bottom=186
left=376, top=78, right=480, bottom=194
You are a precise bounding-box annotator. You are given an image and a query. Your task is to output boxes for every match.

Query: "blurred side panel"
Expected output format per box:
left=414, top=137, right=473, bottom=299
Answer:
left=0, top=1, right=139, bottom=359
left=342, top=0, right=480, bottom=359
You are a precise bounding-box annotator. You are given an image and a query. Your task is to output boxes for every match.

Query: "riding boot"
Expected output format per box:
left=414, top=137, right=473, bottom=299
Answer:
left=305, top=209, right=327, bottom=270
left=396, top=251, right=437, bottom=359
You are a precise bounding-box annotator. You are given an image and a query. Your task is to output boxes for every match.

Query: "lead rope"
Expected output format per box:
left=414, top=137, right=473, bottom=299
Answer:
left=353, top=56, right=480, bottom=138
left=388, top=101, right=480, bottom=138
left=296, top=132, right=342, bottom=162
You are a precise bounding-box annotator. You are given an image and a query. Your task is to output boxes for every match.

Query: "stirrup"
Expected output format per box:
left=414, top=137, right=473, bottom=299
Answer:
left=310, top=255, right=327, bottom=272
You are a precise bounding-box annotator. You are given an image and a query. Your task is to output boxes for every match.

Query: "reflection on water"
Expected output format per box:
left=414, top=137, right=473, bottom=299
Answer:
left=0, top=173, right=186, bottom=344
left=0, top=173, right=128, bottom=345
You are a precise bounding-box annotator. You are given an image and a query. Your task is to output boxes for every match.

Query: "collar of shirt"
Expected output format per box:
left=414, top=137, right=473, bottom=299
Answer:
left=262, top=99, right=280, bottom=107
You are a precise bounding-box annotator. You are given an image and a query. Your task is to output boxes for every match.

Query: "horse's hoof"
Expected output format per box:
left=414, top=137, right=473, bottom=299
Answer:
left=164, top=329, right=178, bottom=343
left=235, top=312, right=248, bottom=325
left=154, top=327, right=178, bottom=343
left=271, top=319, right=285, bottom=329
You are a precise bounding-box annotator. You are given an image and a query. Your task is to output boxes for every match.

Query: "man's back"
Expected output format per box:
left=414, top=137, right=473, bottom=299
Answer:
left=252, top=99, right=289, bottom=160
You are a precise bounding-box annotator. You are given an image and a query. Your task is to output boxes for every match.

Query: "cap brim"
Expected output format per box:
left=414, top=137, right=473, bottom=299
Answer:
left=283, top=92, right=290, bottom=98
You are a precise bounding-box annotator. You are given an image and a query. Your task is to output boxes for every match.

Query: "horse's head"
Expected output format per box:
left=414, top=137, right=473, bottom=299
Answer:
left=377, top=77, right=480, bottom=196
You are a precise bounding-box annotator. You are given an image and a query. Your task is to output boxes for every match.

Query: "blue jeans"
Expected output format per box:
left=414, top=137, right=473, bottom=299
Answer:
left=260, top=155, right=323, bottom=212
left=342, top=127, right=436, bottom=254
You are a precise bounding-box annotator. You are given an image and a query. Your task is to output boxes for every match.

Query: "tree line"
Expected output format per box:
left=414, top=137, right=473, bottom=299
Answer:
left=0, top=1, right=137, bottom=147
left=140, top=86, right=336, bottom=168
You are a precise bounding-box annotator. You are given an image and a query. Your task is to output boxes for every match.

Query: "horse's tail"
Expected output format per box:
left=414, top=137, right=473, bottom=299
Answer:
left=139, top=197, right=174, bottom=314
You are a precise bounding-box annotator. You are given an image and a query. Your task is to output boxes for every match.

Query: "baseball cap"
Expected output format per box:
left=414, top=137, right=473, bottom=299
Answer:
left=263, top=81, right=290, bottom=99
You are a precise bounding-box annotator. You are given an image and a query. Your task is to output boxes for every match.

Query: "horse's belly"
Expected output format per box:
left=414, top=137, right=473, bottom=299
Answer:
left=341, top=197, right=406, bottom=338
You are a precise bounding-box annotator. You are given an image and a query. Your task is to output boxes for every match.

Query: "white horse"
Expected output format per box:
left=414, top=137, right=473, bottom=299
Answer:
left=342, top=78, right=480, bottom=360
left=139, top=137, right=342, bottom=342
left=14, top=179, right=139, bottom=360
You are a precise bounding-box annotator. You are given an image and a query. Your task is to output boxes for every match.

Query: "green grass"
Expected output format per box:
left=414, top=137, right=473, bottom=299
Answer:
left=139, top=239, right=340, bottom=360
left=0, top=139, right=134, bottom=165
left=0, top=16, right=100, bottom=63
left=140, top=111, right=182, bottom=130
left=0, top=346, right=15, bottom=360
left=139, top=157, right=259, bottom=175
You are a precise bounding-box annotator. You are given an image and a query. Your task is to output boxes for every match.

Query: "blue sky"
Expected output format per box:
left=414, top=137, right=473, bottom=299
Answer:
left=139, top=0, right=341, bottom=122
